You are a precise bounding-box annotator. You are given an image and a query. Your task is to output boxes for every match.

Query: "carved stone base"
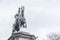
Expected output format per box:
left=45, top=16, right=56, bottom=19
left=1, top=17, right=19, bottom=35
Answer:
left=8, top=31, right=36, bottom=40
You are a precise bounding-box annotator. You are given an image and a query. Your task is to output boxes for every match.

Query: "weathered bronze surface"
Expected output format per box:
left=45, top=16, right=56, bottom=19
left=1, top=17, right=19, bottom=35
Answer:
left=12, top=6, right=27, bottom=33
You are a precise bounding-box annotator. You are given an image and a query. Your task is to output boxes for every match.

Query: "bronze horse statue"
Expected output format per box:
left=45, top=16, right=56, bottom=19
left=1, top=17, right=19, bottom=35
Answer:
left=12, top=6, right=27, bottom=33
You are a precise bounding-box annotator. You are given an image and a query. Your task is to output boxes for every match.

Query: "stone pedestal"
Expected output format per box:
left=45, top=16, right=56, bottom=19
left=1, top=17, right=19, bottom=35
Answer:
left=8, top=32, right=36, bottom=40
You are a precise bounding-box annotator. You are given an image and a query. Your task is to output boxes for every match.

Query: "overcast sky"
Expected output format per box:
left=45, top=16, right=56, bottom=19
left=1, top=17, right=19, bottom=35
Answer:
left=0, top=0, right=60, bottom=40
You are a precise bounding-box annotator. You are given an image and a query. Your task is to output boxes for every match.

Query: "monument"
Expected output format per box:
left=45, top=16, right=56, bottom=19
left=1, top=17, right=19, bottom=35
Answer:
left=8, top=6, right=36, bottom=40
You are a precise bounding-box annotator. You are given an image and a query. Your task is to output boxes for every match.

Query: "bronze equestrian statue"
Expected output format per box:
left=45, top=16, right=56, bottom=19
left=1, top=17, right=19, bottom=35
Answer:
left=12, top=6, right=27, bottom=33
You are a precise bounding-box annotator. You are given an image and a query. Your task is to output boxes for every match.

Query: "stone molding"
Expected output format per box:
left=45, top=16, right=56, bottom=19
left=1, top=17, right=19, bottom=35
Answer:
left=8, top=32, right=36, bottom=40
